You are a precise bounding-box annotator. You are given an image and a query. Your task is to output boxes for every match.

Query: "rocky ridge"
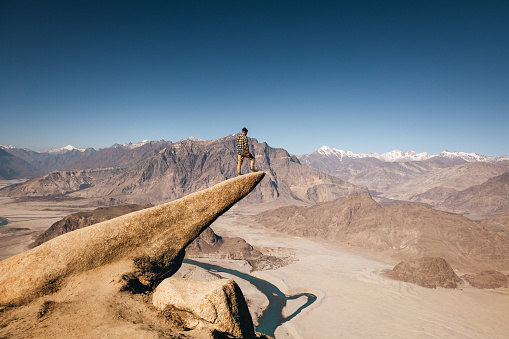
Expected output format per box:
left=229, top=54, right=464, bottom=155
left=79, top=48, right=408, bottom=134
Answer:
left=1, top=136, right=366, bottom=207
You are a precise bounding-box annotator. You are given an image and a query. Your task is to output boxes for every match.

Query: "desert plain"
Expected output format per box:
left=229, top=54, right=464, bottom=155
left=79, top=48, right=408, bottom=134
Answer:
left=1, top=184, right=508, bottom=339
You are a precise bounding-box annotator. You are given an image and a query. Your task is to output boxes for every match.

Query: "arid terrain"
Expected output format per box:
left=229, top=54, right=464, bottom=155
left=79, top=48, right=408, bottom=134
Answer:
left=1, top=192, right=508, bottom=338
left=1, top=139, right=509, bottom=338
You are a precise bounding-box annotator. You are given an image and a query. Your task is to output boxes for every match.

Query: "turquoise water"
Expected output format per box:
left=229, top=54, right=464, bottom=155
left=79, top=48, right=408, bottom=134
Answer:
left=184, top=259, right=317, bottom=337
left=0, top=217, right=8, bottom=226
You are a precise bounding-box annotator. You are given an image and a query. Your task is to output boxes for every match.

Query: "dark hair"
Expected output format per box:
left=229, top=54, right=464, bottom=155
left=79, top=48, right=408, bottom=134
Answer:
left=242, top=127, right=248, bottom=133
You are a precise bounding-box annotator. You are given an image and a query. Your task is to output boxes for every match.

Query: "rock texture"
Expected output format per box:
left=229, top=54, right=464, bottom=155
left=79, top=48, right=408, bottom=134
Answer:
left=478, top=213, right=509, bottom=239
left=0, top=172, right=265, bottom=307
left=253, top=193, right=509, bottom=271
left=186, top=227, right=290, bottom=271
left=27, top=202, right=286, bottom=272
left=385, top=257, right=462, bottom=289
left=30, top=203, right=153, bottom=248
left=462, top=270, right=508, bottom=289
left=153, top=277, right=256, bottom=339
left=441, top=171, right=509, bottom=217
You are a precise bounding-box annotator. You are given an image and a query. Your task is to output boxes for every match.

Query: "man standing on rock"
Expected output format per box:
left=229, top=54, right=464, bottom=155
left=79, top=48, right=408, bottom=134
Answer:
left=236, top=127, right=258, bottom=175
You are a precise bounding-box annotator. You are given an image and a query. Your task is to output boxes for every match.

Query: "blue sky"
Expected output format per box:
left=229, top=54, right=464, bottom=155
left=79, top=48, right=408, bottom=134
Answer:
left=1, top=0, right=508, bottom=156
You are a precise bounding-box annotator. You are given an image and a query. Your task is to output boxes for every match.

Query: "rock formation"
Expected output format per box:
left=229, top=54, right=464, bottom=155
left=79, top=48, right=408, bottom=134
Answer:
left=30, top=203, right=153, bottom=248
left=153, top=277, right=256, bottom=339
left=384, top=257, right=462, bottom=289
left=462, top=270, right=508, bottom=289
left=186, top=227, right=291, bottom=271
left=28, top=202, right=288, bottom=272
left=253, top=193, right=509, bottom=271
left=0, top=172, right=265, bottom=307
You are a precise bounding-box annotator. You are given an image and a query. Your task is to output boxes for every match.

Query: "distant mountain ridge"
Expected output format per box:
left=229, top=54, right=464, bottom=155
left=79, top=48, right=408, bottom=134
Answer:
left=307, top=146, right=508, bottom=163
left=298, top=146, right=509, bottom=217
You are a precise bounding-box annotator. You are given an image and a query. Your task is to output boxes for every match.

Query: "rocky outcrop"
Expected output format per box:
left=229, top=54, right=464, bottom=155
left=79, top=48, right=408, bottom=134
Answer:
left=30, top=203, right=153, bottom=248
left=0, top=172, right=265, bottom=307
left=186, top=227, right=290, bottom=271
left=253, top=193, right=509, bottom=271
left=385, top=257, right=462, bottom=289
left=28, top=202, right=286, bottom=272
left=462, top=270, right=508, bottom=289
left=153, top=277, right=256, bottom=339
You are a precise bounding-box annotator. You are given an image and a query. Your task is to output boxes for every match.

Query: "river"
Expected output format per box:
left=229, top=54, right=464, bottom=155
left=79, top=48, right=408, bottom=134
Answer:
left=0, top=217, right=8, bottom=226
left=184, top=259, right=316, bottom=337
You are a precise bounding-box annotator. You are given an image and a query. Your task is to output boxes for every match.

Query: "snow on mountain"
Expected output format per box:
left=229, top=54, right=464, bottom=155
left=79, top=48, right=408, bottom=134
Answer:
left=438, top=150, right=508, bottom=163
left=47, top=145, right=86, bottom=153
left=121, top=140, right=150, bottom=149
left=0, top=144, right=18, bottom=150
left=179, top=136, right=205, bottom=142
left=314, top=146, right=506, bottom=163
left=316, top=146, right=433, bottom=162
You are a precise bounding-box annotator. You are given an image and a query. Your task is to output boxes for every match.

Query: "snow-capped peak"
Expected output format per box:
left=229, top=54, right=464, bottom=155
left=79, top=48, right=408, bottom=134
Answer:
left=179, top=136, right=204, bottom=142
left=316, top=147, right=433, bottom=162
left=313, top=146, right=507, bottom=163
left=121, top=140, right=150, bottom=149
left=437, top=150, right=504, bottom=163
left=47, top=145, right=85, bottom=153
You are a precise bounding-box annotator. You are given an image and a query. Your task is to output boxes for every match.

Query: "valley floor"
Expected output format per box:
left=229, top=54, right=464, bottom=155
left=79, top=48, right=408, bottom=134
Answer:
left=212, top=208, right=509, bottom=339
left=1, top=193, right=508, bottom=339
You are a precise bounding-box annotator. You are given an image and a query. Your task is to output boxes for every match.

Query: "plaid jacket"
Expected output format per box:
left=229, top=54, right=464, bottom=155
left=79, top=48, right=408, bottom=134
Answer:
left=236, top=134, right=249, bottom=154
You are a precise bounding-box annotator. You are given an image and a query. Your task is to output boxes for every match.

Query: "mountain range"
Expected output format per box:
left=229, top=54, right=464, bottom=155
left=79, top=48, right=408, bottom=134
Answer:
left=0, top=137, right=365, bottom=207
left=298, top=146, right=509, bottom=217
left=2, top=140, right=508, bottom=216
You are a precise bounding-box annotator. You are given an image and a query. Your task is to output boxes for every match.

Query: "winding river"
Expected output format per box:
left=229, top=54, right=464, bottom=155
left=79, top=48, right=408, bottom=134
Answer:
left=184, top=259, right=317, bottom=337
left=0, top=217, right=8, bottom=226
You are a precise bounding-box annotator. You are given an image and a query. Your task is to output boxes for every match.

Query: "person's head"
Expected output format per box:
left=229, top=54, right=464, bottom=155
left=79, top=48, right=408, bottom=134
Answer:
left=242, top=127, right=248, bottom=135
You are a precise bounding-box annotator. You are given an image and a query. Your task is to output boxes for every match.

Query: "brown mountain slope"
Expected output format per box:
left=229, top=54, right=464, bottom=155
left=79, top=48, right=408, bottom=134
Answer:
left=0, top=148, right=37, bottom=180
left=253, top=193, right=509, bottom=271
left=380, top=161, right=509, bottom=204
left=441, top=171, right=509, bottom=218
left=298, top=151, right=468, bottom=192
left=68, top=136, right=367, bottom=206
left=478, top=213, right=509, bottom=239
left=0, top=168, right=124, bottom=197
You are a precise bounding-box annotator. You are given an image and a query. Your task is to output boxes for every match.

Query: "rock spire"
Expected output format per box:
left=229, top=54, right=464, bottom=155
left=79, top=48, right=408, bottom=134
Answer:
left=0, top=172, right=265, bottom=306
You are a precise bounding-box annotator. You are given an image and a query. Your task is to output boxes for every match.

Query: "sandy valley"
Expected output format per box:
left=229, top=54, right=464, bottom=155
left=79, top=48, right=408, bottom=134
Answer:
left=210, top=207, right=509, bottom=339
left=1, top=192, right=508, bottom=338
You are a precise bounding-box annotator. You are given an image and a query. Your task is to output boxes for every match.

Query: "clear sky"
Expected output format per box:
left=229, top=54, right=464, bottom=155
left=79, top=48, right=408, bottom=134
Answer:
left=1, top=0, right=508, bottom=156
